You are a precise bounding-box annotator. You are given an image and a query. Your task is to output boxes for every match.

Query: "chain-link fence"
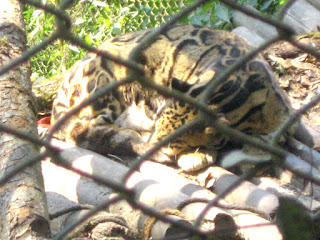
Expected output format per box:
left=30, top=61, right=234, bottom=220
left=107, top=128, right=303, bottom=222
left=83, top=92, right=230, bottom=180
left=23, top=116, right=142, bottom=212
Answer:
left=1, top=0, right=320, bottom=239
left=117, top=0, right=188, bottom=30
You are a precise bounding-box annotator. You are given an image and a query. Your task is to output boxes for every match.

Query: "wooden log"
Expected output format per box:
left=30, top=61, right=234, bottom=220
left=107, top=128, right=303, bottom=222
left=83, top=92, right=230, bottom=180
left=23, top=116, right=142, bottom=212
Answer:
left=0, top=0, right=50, bottom=238
left=294, top=121, right=315, bottom=148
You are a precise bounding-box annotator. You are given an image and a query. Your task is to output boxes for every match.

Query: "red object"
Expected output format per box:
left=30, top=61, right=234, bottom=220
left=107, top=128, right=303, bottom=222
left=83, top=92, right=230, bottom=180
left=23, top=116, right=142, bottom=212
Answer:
left=37, top=116, right=52, bottom=129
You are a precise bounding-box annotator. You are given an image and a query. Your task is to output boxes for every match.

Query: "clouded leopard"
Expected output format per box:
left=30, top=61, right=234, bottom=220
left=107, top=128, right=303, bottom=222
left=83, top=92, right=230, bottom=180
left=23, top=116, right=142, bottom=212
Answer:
left=51, top=24, right=294, bottom=171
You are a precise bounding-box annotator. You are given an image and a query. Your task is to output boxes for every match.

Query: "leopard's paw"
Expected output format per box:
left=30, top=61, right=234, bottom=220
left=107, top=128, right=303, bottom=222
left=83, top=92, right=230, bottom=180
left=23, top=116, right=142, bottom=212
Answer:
left=177, top=151, right=217, bottom=172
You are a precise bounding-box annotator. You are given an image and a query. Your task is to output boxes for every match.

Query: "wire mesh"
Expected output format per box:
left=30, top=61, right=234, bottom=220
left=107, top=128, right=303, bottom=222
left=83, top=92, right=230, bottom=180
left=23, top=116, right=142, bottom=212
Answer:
left=0, top=0, right=320, bottom=239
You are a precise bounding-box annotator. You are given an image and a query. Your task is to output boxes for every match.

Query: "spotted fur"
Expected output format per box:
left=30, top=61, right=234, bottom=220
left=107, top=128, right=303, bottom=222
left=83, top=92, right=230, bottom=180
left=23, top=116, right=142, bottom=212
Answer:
left=51, top=24, right=294, bottom=171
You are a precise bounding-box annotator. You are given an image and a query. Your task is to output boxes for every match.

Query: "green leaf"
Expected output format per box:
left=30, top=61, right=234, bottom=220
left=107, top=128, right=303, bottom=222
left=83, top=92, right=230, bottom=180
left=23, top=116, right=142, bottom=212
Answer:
left=189, top=9, right=211, bottom=26
left=215, top=5, right=230, bottom=23
left=280, top=0, right=286, bottom=5
left=104, top=18, right=111, bottom=28
left=84, top=35, right=93, bottom=45
left=202, top=2, right=214, bottom=12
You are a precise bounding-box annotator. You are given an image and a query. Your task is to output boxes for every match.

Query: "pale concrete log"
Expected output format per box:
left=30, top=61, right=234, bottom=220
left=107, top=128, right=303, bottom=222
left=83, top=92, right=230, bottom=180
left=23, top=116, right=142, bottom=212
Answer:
left=200, top=167, right=284, bottom=239
left=283, top=0, right=320, bottom=34
left=108, top=199, right=199, bottom=239
left=233, top=6, right=278, bottom=40
left=232, top=26, right=266, bottom=47
left=204, top=166, right=279, bottom=215
left=233, top=0, right=320, bottom=39
left=44, top=142, right=196, bottom=238
left=137, top=161, right=234, bottom=224
left=43, top=140, right=126, bottom=234
left=301, top=117, right=320, bottom=150
left=48, top=140, right=225, bottom=217
left=46, top=140, right=236, bottom=238
left=230, top=210, right=282, bottom=240
left=48, top=140, right=230, bottom=220
left=140, top=163, right=283, bottom=240
left=307, top=0, right=320, bottom=10
left=287, top=138, right=320, bottom=171
left=42, top=160, right=114, bottom=235
left=45, top=140, right=288, bottom=239
left=258, top=176, right=320, bottom=211
left=213, top=151, right=320, bottom=210
left=284, top=152, right=320, bottom=183
left=43, top=160, right=113, bottom=206
left=294, top=120, right=316, bottom=148
left=139, top=161, right=218, bottom=199
left=277, top=146, right=320, bottom=201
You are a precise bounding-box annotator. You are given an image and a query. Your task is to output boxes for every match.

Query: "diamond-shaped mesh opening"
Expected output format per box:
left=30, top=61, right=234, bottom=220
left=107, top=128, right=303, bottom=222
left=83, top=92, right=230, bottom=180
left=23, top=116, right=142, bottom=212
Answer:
left=117, top=0, right=188, bottom=31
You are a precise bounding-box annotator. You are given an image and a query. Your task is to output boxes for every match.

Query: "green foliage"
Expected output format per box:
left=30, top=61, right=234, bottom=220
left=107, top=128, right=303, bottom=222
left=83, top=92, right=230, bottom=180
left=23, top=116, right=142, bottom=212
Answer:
left=24, top=0, right=116, bottom=78
left=23, top=0, right=284, bottom=79
left=184, top=1, right=233, bottom=30
left=239, top=0, right=286, bottom=15
left=24, top=0, right=188, bottom=79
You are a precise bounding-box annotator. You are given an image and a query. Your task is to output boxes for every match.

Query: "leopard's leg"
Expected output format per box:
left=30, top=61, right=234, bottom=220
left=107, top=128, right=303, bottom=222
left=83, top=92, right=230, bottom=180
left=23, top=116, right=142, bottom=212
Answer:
left=177, top=150, right=217, bottom=172
left=149, top=100, right=228, bottom=171
left=61, top=101, right=170, bottom=161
